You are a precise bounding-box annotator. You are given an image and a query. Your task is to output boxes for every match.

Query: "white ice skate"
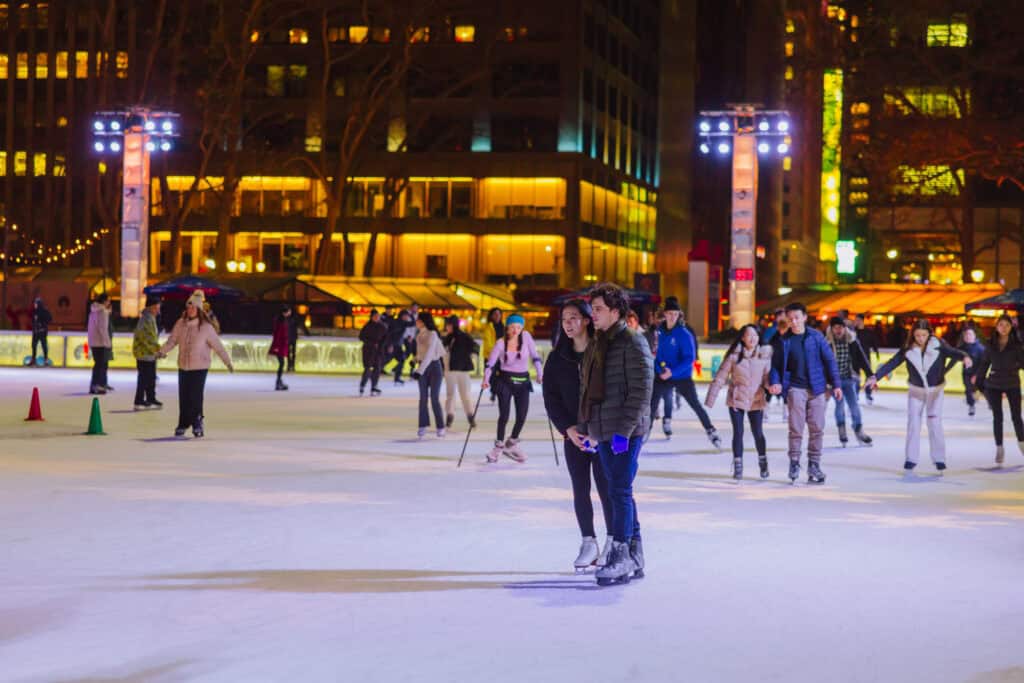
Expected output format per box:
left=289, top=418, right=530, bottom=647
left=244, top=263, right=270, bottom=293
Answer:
left=503, top=438, right=527, bottom=463
left=596, top=535, right=614, bottom=567
left=485, top=441, right=503, bottom=463
left=574, top=536, right=599, bottom=573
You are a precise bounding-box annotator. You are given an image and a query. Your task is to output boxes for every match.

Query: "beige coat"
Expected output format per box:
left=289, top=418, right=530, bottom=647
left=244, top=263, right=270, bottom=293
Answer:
left=86, top=302, right=111, bottom=348
left=160, top=316, right=233, bottom=371
left=705, top=345, right=773, bottom=411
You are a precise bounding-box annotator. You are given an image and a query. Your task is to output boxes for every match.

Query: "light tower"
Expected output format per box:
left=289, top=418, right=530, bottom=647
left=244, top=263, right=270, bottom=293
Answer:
left=92, top=108, right=180, bottom=317
left=697, top=105, right=791, bottom=329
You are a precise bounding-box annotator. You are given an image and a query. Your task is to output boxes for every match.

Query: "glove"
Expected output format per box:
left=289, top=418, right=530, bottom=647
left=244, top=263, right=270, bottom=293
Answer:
left=411, top=371, right=422, bottom=381
left=612, top=433, right=629, bottom=454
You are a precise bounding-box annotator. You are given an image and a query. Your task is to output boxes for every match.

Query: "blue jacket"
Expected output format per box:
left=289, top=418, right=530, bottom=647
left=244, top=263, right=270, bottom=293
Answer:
left=769, top=327, right=840, bottom=396
left=654, top=322, right=697, bottom=380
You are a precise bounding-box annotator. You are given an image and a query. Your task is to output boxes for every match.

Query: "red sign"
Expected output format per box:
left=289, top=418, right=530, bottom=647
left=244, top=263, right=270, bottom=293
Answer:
left=730, top=268, right=754, bottom=281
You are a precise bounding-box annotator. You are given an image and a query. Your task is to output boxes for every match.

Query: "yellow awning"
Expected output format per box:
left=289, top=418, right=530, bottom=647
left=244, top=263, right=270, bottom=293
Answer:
left=762, top=284, right=1005, bottom=318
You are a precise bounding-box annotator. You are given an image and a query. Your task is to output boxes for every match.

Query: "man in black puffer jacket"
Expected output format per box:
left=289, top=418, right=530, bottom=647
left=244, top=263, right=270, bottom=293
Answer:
left=573, top=283, right=653, bottom=587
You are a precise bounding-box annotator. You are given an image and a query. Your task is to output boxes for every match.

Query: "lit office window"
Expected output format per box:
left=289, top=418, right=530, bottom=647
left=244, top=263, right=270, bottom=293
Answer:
left=454, top=25, right=475, bottom=43
left=349, top=26, right=368, bottom=43
left=289, top=28, right=309, bottom=44
left=927, top=20, right=968, bottom=47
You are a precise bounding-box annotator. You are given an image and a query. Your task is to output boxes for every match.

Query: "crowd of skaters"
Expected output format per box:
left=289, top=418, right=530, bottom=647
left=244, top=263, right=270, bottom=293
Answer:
left=23, top=284, right=1024, bottom=585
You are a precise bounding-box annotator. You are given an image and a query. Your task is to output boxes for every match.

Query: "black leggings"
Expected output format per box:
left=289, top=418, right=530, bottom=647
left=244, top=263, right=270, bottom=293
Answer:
left=177, top=369, right=208, bottom=430
left=418, top=360, right=444, bottom=428
left=360, top=358, right=381, bottom=390
left=496, top=374, right=530, bottom=441
left=729, top=408, right=766, bottom=460
left=985, top=387, right=1024, bottom=446
left=564, top=440, right=613, bottom=538
left=276, top=356, right=285, bottom=382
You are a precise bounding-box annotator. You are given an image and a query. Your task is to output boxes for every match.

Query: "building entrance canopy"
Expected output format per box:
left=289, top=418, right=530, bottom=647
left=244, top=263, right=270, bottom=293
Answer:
left=761, top=283, right=1006, bottom=319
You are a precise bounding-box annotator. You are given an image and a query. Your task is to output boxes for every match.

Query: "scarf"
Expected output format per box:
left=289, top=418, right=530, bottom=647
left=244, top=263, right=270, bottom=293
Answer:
left=580, top=320, right=624, bottom=423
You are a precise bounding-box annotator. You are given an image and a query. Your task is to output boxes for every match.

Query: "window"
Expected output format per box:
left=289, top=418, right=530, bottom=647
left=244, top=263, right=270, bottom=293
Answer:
left=927, top=19, right=968, bottom=47
left=454, top=25, right=475, bottom=42
left=349, top=26, right=368, bottom=43
left=289, top=28, right=309, bottom=44
left=327, top=27, right=347, bottom=42
left=884, top=87, right=966, bottom=118
left=75, top=51, right=88, bottom=79
left=116, top=51, right=128, bottom=79
left=410, top=26, right=429, bottom=43
left=895, top=165, right=964, bottom=195
left=785, top=65, right=794, bottom=81
left=785, top=41, right=794, bottom=57
left=250, top=30, right=261, bottom=43
left=372, top=27, right=390, bottom=43
left=287, top=65, right=308, bottom=97
left=0, top=54, right=6, bottom=79
left=426, top=254, right=448, bottom=278
left=266, top=65, right=285, bottom=96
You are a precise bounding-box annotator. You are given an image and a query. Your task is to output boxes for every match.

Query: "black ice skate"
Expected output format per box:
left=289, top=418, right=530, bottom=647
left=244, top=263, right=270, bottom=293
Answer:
left=854, top=428, right=872, bottom=445
left=758, top=455, right=769, bottom=479
left=662, top=417, right=672, bottom=438
left=707, top=427, right=722, bottom=450
left=807, top=461, right=826, bottom=484
left=192, top=417, right=204, bottom=438
left=732, top=457, right=743, bottom=480
left=371, top=387, right=382, bottom=396
left=629, top=537, right=645, bottom=579
left=595, top=541, right=636, bottom=586
left=788, top=459, right=801, bottom=484
left=838, top=424, right=849, bottom=446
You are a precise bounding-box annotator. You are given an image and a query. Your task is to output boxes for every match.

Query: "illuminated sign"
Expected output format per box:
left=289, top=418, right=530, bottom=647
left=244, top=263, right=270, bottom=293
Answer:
left=820, top=69, right=843, bottom=262
left=836, top=240, right=858, bottom=274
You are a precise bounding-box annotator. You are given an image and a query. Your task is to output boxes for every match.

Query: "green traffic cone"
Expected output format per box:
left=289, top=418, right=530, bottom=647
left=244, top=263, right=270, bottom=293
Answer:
left=85, top=397, right=106, bottom=435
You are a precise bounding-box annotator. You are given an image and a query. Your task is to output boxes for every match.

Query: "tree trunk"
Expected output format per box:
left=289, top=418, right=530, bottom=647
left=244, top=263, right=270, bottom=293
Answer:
left=315, top=199, right=340, bottom=275
left=215, top=154, right=238, bottom=273
left=959, top=173, right=976, bottom=277
left=341, top=231, right=354, bottom=276
left=363, top=233, right=379, bottom=277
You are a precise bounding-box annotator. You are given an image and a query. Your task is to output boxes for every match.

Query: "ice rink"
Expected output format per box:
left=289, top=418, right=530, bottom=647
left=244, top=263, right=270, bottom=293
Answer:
left=1, top=367, right=1023, bottom=683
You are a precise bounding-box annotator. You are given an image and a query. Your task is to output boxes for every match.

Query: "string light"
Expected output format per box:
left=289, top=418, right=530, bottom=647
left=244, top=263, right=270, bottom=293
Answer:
left=1, top=227, right=114, bottom=265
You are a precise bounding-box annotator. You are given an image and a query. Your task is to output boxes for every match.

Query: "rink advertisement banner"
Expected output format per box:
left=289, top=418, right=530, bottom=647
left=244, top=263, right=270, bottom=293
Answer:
left=0, top=330, right=964, bottom=392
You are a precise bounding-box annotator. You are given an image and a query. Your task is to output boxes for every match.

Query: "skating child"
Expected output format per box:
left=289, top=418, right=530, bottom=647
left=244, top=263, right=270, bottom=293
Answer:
left=482, top=313, right=542, bottom=462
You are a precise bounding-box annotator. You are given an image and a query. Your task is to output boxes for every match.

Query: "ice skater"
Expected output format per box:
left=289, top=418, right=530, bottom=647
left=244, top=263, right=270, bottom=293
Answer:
left=87, top=293, right=112, bottom=395
left=29, top=297, right=52, bottom=366
left=269, top=306, right=291, bottom=391
left=482, top=313, right=542, bottom=463
left=705, top=324, right=772, bottom=480
left=572, top=283, right=653, bottom=586
left=384, top=309, right=413, bottom=385
left=768, top=302, right=842, bottom=484
left=542, top=298, right=613, bottom=572
left=442, top=315, right=479, bottom=428
left=826, top=317, right=874, bottom=446
left=974, top=314, right=1024, bottom=465
left=866, top=320, right=971, bottom=473
left=413, top=312, right=446, bottom=438
left=958, top=326, right=985, bottom=417
left=651, top=296, right=721, bottom=447
left=358, top=309, right=387, bottom=397
left=157, top=290, right=234, bottom=438
left=132, top=295, right=163, bottom=410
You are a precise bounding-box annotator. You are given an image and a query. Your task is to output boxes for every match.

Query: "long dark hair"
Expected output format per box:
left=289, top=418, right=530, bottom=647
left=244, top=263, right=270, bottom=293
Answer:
left=990, top=314, right=1017, bottom=348
left=554, top=298, right=595, bottom=351
left=417, top=311, right=438, bottom=332
left=725, top=324, right=761, bottom=364
left=903, top=319, right=934, bottom=351
left=487, top=307, right=504, bottom=337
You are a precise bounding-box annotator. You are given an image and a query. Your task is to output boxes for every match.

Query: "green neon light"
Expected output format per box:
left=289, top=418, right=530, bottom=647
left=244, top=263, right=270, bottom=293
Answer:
left=820, top=69, right=843, bottom=262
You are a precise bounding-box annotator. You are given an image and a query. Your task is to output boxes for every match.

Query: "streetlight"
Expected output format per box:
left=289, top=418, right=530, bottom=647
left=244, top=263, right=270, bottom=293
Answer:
left=91, top=108, right=180, bottom=316
left=697, top=104, right=792, bottom=329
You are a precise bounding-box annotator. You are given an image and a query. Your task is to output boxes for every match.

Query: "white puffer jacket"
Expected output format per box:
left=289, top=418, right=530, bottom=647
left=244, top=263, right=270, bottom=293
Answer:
left=160, top=316, right=233, bottom=371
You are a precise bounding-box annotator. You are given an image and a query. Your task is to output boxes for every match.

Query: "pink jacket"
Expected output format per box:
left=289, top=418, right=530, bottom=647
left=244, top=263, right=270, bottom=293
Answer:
left=86, top=302, right=111, bottom=348
left=160, top=316, right=233, bottom=371
left=705, top=345, right=773, bottom=412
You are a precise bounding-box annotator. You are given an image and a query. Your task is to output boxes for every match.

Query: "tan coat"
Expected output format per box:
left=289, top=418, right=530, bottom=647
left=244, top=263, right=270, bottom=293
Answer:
left=159, top=316, right=233, bottom=371
left=705, top=345, right=773, bottom=412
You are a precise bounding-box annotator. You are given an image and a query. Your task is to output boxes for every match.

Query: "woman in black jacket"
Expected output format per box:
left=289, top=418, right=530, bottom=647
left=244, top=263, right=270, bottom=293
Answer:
left=542, top=298, right=613, bottom=573
left=867, top=319, right=971, bottom=473
left=442, top=315, right=480, bottom=429
left=974, top=315, right=1024, bottom=465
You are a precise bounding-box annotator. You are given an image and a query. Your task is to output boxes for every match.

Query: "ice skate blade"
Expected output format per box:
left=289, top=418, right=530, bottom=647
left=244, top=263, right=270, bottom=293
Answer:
left=574, top=565, right=596, bottom=574
left=633, top=568, right=645, bottom=579
left=596, top=574, right=632, bottom=586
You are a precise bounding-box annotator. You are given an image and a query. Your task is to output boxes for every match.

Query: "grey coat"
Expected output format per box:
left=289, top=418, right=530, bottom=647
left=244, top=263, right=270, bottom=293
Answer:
left=579, top=320, right=654, bottom=442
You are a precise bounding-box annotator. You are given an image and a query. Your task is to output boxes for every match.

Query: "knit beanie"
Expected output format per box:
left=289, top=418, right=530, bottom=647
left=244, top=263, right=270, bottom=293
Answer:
left=187, top=290, right=205, bottom=310
left=506, top=313, right=525, bottom=327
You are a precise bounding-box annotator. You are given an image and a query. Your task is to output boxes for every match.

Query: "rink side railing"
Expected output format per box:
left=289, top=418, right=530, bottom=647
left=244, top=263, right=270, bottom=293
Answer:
left=0, top=330, right=967, bottom=393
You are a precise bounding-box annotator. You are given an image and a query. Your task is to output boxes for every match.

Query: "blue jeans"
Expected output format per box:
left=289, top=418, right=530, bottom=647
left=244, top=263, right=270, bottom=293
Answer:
left=597, top=436, right=643, bottom=543
left=834, top=377, right=863, bottom=430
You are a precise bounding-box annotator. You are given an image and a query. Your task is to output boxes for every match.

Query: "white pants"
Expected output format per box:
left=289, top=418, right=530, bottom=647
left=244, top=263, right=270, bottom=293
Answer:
left=906, top=385, right=945, bottom=464
left=445, top=370, right=473, bottom=418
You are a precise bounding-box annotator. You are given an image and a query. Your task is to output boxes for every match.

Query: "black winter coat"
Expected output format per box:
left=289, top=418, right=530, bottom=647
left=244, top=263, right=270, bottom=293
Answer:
left=32, top=306, right=52, bottom=334
left=579, top=320, right=654, bottom=441
left=874, top=337, right=967, bottom=388
left=976, top=337, right=1024, bottom=390
left=359, top=320, right=388, bottom=366
left=542, top=337, right=585, bottom=436
left=443, top=329, right=479, bottom=372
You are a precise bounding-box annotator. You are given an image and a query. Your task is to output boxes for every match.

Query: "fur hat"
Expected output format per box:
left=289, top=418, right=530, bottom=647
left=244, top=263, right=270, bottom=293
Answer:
left=664, top=296, right=682, bottom=312
left=187, top=290, right=205, bottom=310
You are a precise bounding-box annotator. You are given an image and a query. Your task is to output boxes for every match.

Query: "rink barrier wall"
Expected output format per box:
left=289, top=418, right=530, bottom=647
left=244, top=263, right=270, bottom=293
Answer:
left=0, top=330, right=969, bottom=393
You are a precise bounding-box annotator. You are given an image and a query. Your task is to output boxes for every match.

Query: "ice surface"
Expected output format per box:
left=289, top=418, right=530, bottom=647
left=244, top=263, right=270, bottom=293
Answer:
left=0, top=368, right=1022, bottom=682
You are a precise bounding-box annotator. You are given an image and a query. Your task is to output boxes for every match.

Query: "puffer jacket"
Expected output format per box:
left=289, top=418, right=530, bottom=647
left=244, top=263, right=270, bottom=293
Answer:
left=705, top=345, right=773, bottom=411
left=579, top=320, right=654, bottom=442
left=132, top=309, right=161, bottom=361
left=874, top=336, right=966, bottom=388
left=159, top=316, right=233, bottom=371
left=975, top=336, right=1024, bottom=390
left=86, top=302, right=111, bottom=348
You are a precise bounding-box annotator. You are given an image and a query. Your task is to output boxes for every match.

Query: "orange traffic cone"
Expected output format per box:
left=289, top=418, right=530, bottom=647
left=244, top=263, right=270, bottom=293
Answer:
left=25, top=387, right=44, bottom=421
